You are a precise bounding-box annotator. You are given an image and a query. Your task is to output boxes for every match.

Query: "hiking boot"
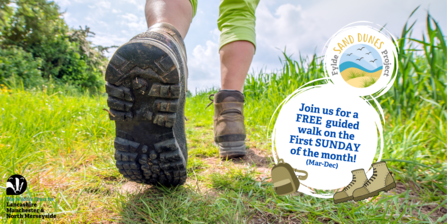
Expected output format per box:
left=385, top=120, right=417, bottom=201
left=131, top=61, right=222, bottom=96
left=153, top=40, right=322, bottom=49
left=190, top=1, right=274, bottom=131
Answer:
left=333, top=169, right=367, bottom=204
left=353, top=161, right=396, bottom=201
left=105, top=22, right=188, bottom=186
left=211, top=90, right=246, bottom=158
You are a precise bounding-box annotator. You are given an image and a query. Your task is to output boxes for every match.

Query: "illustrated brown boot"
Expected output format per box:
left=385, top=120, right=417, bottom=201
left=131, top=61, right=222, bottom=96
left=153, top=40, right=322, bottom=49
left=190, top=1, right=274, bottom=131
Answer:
left=353, top=161, right=396, bottom=201
left=333, top=169, right=368, bottom=204
left=105, top=22, right=188, bottom=186
left=211, top=90, right=246, bottom=158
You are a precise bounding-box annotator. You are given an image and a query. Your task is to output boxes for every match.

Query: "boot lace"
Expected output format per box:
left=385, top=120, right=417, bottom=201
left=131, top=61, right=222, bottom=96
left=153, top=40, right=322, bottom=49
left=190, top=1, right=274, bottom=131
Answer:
left=205, top=94, right=214, bottom=109
left=343, top=176, right=356, bottom=191
left=364, top=168, right=378, bottom=187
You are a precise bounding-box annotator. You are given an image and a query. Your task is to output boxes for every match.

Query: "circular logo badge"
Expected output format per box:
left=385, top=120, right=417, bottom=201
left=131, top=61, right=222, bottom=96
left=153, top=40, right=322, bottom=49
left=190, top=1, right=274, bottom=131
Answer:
left=323, top=24, right=398, bottom=97
left=6, top=174, right=28, bottom=195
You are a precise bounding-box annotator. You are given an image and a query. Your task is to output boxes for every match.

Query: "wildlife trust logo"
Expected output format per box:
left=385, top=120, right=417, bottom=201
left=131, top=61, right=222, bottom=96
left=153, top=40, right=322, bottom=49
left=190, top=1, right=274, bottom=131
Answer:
left=6, top=174, right=27, bottom=195
left=4, top=175, right=57, bottom=220
left=324, top=23, right=398, bottom=97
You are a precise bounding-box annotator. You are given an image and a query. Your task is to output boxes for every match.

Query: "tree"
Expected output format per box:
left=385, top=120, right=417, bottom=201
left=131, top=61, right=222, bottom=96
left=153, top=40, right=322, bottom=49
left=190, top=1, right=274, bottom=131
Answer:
left=0, top=0, right=113, bottom=89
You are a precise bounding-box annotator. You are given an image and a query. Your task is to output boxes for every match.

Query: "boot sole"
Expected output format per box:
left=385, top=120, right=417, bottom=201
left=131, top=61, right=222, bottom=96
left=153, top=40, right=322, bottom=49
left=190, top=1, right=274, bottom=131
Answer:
left=105, top=38, right=187, bottom=186
left=218, top=141, right=246, bottom=158
left=353, top=182, right=396, bottom=201
left=333, top=196, right=353, bottom=204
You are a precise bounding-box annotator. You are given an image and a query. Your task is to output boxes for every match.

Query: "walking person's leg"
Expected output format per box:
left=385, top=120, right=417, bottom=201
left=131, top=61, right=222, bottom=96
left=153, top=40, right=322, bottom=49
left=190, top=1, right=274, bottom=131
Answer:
left=213, top=0, right=260, bottom=158
left=220, top=41, right=255, bottom=91
left=145, top=0, right=195, bottom=38
left=105, top=0, right=196, bottom=186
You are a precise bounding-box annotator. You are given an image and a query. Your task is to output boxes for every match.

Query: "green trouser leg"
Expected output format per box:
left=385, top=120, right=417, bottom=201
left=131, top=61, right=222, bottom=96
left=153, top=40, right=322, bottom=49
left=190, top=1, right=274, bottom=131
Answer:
left=188, top=0, right=260, bottom=52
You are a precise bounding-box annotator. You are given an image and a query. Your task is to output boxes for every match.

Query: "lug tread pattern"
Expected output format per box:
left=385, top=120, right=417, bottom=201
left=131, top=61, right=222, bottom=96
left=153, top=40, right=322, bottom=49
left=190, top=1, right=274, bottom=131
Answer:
left=115, top=137, right=140, bottom=152
left=153, top=113, right=176, bottom=128
left=148, top=83, right=180, bottom=99
left=154, top=139, right=177, bottom=153
left=108, top=97, right=133, bottom=111
left=105, top=57, right=179, bottom=128
left=105, top=82, right=133, bottom=102
left=114, top=136, right=186, bottom=186
left=154, top=99, right=178, bottom=113
left=109, top=109, right=133, bottom=121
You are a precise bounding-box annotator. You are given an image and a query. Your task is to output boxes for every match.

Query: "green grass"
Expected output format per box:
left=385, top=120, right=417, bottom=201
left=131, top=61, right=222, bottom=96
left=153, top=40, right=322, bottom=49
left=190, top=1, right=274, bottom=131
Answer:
left=0, top=9, right=446, bottom=224
left=362, top=77, right=377, bottom=87
left=347, top=71, right=366, bottom=80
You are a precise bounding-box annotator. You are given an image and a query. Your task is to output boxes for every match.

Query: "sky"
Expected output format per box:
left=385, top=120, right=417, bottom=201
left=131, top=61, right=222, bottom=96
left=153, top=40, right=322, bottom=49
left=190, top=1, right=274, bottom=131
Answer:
left=54, top=0, right=446, bottom=93
left=340, top=44, right=383, bottom=71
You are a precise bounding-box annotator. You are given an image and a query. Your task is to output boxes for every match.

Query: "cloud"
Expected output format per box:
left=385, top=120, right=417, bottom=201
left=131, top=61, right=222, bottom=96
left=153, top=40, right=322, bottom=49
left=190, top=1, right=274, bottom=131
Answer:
left=56, top=0, right=71, bottom=8
left=187, top=40, right=220, bottom=92
left=97, top=20, right=108, bottom=28
left=125, top=0, right=145, bottom=11
left=120, top=13, right=147, bottom=31
left=211, top=28, right=220, bottom=41
left=122, top=13, right=138, bottom=22
left=249, top=2, right=327, bottom=76
left=96, top=1, right=111, bottom=9
left=62, top=12, right=77, bottom=23
left=256, top=3, right=326, bottom=57
left=86, top=0, right=112, bottom=18
left=90, top=31, right=129, bottom=58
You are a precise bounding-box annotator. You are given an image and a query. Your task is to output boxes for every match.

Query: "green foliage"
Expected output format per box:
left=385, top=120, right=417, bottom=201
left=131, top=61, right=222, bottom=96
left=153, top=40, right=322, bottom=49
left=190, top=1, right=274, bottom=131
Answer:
left=362, top=77, right=376, bottom=87
left=0, top=0, right=13, bottom=34
left=0, top=46, right=44, bottom=87
left=384, top=8, right=447, bottom=117
left=347, top=70, right=365, bottom=79
left=0, top=0, right=112, bottom=90
left=1, top=0, right=64, bottom=48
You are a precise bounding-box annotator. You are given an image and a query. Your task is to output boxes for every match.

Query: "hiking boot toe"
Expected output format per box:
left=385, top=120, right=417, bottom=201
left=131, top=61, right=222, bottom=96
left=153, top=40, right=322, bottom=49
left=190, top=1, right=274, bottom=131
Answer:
left=333, top=191, right=352, bottom=203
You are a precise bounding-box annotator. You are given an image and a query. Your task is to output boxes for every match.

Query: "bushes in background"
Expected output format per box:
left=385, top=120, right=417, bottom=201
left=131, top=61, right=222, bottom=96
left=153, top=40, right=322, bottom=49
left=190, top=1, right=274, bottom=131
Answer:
left=0, top=46, right=44, bottom=87
left=0, top=0, right=113, bottom=90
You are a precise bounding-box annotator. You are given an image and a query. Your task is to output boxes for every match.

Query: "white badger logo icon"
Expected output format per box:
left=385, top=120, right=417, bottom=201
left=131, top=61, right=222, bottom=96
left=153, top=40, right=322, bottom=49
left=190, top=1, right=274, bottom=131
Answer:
left=7, top=178, right=24, bottom=194
left=6, top=175, right=27, bottom=195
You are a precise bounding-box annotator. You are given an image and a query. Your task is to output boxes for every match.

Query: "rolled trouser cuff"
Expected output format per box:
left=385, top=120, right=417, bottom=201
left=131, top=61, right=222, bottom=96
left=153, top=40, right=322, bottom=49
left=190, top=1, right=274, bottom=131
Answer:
left=218, top=0, right=259, bottom=52
left=219, top=26, right=256, bottom=51
left=189, top=0, right=198, bottom=18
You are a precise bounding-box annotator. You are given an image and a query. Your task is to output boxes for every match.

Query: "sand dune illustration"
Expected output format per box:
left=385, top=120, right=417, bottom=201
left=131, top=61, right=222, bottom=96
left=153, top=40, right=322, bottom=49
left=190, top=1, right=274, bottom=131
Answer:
left=339, top=44, right=383, bottom=88
left=346, top=76, right=380, bottom=88
left=340, top=67, right=382, bottom=88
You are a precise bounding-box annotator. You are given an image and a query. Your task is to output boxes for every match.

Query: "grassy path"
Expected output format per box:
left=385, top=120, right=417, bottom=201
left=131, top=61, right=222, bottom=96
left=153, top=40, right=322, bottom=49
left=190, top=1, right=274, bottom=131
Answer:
left=0, top=88, right=446, bottom=223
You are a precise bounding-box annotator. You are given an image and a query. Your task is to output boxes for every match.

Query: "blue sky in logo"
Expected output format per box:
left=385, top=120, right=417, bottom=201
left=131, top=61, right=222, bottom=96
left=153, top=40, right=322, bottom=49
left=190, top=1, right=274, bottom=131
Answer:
left=340, top=44, right=383, bottom=72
